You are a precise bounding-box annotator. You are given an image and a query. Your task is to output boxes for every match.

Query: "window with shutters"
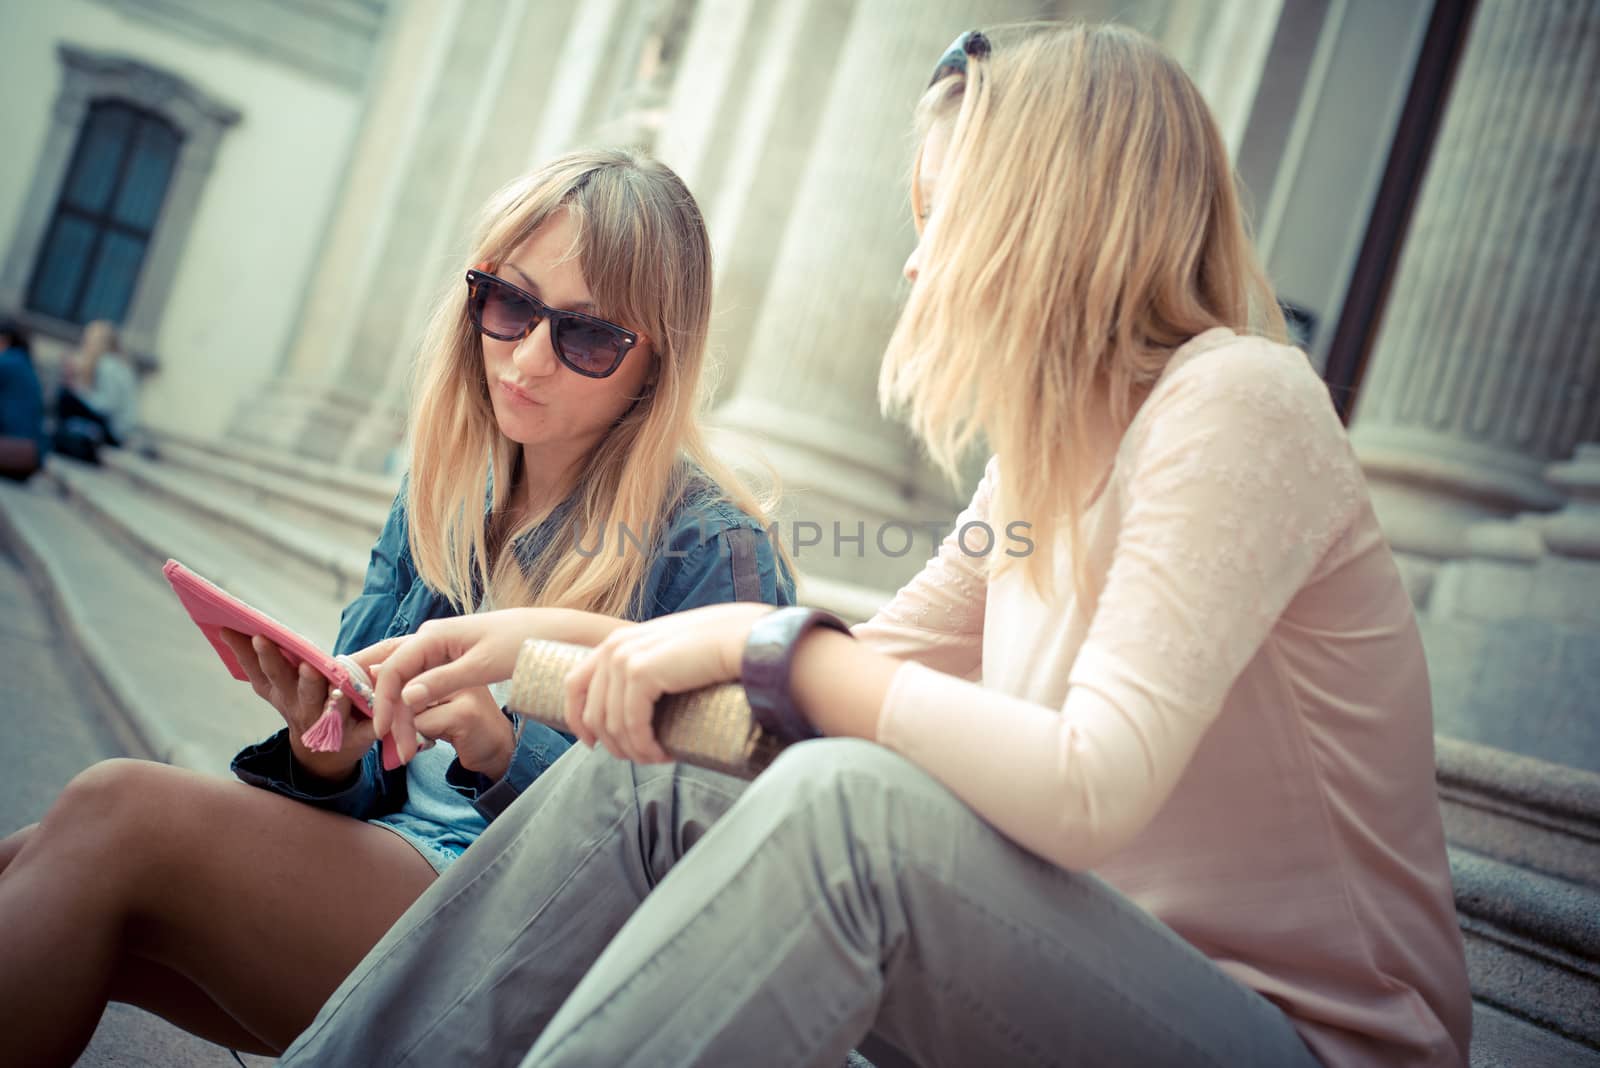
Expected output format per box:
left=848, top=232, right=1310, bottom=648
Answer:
left=26, top=101, right=182, bottom=325
left=0, top=45, right=239, bottom=359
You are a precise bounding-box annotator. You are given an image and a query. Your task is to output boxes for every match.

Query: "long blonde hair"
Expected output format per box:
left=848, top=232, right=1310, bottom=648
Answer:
left=407, top=148, right=779, bottom=616
left=882, top=23, right=1285, bottom=601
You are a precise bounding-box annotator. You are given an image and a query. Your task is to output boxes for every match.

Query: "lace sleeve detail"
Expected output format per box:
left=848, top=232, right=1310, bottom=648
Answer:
left=1081, top=338, right=1364, bottom=706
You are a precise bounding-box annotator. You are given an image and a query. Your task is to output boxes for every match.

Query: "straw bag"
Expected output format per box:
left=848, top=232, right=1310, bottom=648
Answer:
left=506, top=639, right=783, bottom=779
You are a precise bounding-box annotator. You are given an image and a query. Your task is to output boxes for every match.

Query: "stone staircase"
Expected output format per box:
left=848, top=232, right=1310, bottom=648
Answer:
left=0, top=435, right=1596, bottom=1065
left=1436, top=738, right=1600, bottom=1060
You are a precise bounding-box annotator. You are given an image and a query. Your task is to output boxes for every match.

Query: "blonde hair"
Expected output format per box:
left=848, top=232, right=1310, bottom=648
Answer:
left=73, top=320, right=120, bottom=381
left=882, top=23, right=1286, bottom=602
left=80, top=320, right=119, bottom=357
left=406, top=148, right=781, bottom=616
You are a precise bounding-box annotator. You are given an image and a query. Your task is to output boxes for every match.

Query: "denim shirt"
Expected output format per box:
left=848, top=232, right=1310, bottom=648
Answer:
left=231, top=466, right=794, bottom=827
left=0, top=346, right=46, bottom=457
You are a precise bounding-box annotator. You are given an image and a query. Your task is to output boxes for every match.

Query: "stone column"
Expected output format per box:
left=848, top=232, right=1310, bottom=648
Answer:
left=232, top=0, right=477, bottom=457
left=651, top=0, right=774, bottom=206
left=1349, top=0, right=1600, bottom=560
left=1157, top=0, right=1283, bottom=158
left=710, top=0, right=1042, bottom=591
left=671, top=0, right=857, bottom=401
left=588, top=0, right=699, bottom=151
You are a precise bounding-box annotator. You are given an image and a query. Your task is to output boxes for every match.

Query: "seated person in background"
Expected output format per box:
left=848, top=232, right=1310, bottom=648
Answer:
left=0, top=318, right=46, bottom=482
left=53, top=319, right=138, bottom=463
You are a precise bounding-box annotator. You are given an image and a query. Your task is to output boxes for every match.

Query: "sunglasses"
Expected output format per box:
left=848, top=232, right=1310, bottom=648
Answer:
left=928, top=29, right=989, bottom=87
left=465, top=268, right=639, bottom=379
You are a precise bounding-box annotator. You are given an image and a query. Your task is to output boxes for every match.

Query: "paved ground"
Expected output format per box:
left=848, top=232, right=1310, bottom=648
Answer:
left=0, top=545, right=270, bottom=1067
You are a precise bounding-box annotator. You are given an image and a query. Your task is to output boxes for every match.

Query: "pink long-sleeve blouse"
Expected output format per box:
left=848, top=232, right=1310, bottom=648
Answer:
left=853, top=328, right=1472, bottom=1067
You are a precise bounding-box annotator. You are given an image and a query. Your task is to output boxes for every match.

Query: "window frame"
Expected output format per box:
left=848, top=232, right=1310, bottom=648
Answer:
left=0, top=45, right=239, bottom=370
left=25, top=99, right=184, bottom=327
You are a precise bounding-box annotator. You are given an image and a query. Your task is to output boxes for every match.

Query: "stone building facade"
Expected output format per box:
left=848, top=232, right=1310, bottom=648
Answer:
left=0, top=0, right=388, bottom=438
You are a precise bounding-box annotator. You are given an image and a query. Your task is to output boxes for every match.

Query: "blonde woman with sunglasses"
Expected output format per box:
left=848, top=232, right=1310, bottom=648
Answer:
left=0, top=149, right=793, bottom=1065
left=279, top=25, right=1471, bottom=1068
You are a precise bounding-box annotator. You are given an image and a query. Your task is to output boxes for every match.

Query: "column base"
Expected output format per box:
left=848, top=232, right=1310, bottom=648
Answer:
left=711, top=400, right=963, bottom=591
left=1429, top=500, right=1600, bottom=631
left=1543, top=445, right=1600, bottom=560
left=1355, top=428, right=1566, bottom=559
left=231, top=378, right=374, bottom=462
left=336, top=396, right=408, bottom=475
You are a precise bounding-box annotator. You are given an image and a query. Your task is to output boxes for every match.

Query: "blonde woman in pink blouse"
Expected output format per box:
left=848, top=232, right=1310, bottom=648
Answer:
left=280, top=23, right=1471, bottom=1068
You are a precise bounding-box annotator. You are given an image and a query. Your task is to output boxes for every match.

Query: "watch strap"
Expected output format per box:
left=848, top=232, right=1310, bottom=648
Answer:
left=740, top=606, right=852, bottom=744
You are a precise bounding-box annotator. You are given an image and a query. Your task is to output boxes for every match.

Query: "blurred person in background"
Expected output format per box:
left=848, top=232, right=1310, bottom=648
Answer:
left=52, top=318, right=138, bottom=463
left=0, top=318, right=47, bottom=481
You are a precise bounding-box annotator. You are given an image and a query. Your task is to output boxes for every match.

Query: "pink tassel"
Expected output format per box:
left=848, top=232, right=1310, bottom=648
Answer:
left=301, top=688, right=345, bottom=752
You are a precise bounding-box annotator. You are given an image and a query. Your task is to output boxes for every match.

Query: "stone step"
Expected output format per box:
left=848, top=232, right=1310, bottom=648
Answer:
left=1451, top=847, right=1600, bottom=1053
left=1437, top=739, right=1600, bottom=1059
left=42, top=456, right=344, bottom=645
left=71, top=450, right=371, bottom=607
left=1438, top=735, right=1600, bottom=891
left=0, top=478, right=284, bottom=775
left=1471, top=1001, right=1600, bottom=1067
left=145, top=426, right=400, bottom=511
left=144, top=436, right=391, bottom=548
left=1420, top=617, right=1600, bottom=775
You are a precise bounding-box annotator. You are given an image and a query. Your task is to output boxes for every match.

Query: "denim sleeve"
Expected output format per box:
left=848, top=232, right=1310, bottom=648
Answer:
left=0, top=359, right=44, bottom=446
left=648, top=518, right=796, bottom=615
left=333, top=489, right=415, bottom=657
left=445, top=716, right=575, bottom=822
left=231, top=730, right=394, bottom=819
left=231, top=488, right=413, bottom=819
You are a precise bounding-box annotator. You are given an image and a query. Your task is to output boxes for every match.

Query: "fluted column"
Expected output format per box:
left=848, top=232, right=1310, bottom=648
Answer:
left=233, top=0, right=465, bottom=456
left=652, top=0, right=772, bottom=207
left=710, top=0, right=1043, bottom=590
left=695, top=0, right=857, bottom=400
left=588, top=0, right=699, bottom=151
left=1349, top=0, right=1600, bottom=559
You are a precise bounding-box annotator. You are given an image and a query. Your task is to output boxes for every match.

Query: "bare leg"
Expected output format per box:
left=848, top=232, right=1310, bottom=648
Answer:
left=0, top=758, right=437, bottom=1066
left=106, top=957, right=277, bottom=1055
left=0, top=435, right=40, bottom=479
left=6, top=822, right=272, bottom=1052
left=0, top=822, right=38, bottom=875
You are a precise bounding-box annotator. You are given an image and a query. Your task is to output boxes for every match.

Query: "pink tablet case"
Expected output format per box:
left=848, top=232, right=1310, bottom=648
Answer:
left=162, top=559, right=403, bottom=770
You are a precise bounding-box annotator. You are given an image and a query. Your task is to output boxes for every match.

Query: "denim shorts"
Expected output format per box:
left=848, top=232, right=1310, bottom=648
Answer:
left=367, top=742, right=488, bottom=875
left=366, top=814, right=472, bottom=875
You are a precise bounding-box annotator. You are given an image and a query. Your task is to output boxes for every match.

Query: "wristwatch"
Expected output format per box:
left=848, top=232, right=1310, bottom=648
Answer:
left=740, top=606, right=853, bottom=744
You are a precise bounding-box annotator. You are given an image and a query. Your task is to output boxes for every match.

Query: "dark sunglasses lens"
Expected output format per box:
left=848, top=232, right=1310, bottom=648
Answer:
left=554, top=317, right=628, bottom=376
left=475, top=279, right=539, bottom=339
